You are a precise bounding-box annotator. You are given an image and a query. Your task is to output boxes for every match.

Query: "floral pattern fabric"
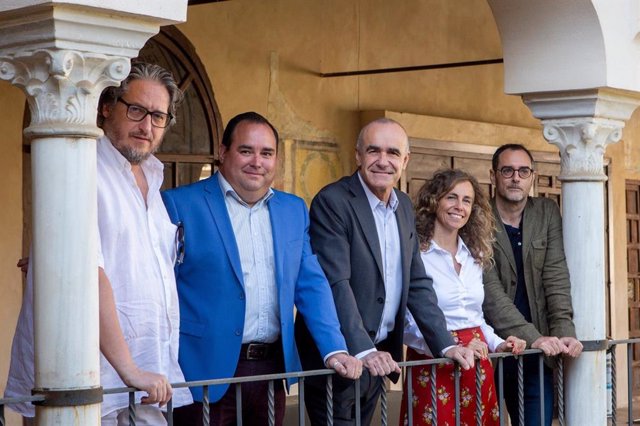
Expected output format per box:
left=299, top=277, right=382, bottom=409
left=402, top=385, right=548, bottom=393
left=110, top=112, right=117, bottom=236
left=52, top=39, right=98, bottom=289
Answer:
left=400, top=327, right=500, bottom=426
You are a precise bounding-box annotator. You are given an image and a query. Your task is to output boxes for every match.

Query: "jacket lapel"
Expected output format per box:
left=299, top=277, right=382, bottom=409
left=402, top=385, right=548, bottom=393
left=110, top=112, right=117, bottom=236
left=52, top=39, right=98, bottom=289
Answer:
left=267, top=193, right=284, bottom=293
left=347, top=173, right=384, bottom=279
left=203, top=173, right=244, bottom=287
left=521, top=199, right=534, bottom=265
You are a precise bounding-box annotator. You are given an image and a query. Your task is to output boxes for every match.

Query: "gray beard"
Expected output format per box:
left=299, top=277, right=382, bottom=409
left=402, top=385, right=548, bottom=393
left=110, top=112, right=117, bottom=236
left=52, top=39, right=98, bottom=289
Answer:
left=117, top=145, right=156, bottom=165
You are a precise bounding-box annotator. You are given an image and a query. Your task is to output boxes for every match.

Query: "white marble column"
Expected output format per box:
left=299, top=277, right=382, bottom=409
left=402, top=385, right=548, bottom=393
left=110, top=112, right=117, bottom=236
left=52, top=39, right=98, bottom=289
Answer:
left=0, top=2, right=187, bottom=424
left=525, top=90, right=640, bottom=425
left=0, top=51, right=130, bottom=424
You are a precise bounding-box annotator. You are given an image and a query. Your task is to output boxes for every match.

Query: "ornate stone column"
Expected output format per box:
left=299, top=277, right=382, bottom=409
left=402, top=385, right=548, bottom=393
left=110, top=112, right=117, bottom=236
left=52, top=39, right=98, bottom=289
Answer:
left=0, top=2, right=186, bottom=424
left=524, top=89, right=640, bottom=425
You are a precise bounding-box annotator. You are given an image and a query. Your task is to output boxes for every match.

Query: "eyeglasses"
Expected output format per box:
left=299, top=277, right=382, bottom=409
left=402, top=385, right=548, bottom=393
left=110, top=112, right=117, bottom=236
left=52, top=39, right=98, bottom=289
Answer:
left=175, top=222, right=185, bottom=265
left=496, top=166, right=534, bottom=179
left=117, top=98, right=173, bottom=128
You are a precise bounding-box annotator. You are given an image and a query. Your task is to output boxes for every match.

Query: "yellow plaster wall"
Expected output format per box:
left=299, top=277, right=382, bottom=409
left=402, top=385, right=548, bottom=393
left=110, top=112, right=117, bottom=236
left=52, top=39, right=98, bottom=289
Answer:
left=0, top=0, right=636, bottom=418
left=178, top=0, right=539, bottom=178
left=0, top=82, right=26, bottom=425
left=178, top=0, right=633, bottom=352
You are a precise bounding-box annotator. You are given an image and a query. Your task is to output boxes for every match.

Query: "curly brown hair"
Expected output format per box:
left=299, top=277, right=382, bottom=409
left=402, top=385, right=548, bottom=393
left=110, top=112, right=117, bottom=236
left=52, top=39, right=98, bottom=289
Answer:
left=414, top=169, right=495, bottom=269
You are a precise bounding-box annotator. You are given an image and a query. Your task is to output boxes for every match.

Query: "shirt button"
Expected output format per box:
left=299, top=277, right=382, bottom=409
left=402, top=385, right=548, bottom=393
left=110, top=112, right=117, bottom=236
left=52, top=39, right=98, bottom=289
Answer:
left=368, top=330, right=376, bottom=337
left=235, top=329, right=242, bottom=336
left=239, top=294, right=245, bottom=300
left=377, top=297, right=384, bottom=304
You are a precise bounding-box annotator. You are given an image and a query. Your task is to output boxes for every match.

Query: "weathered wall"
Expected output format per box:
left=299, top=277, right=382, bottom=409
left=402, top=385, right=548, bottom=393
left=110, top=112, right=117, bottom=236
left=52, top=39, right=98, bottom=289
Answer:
left=0, top=82, right=26, bottom=426
left=177, top=0, right=539, bottom=176
left=2, top=0, right=639, bottom=420
left=176, top=0, right=636, bottom=407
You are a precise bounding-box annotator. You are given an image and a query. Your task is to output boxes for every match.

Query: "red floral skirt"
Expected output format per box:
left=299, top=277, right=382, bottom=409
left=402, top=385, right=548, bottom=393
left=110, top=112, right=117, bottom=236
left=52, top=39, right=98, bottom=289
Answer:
left=399, top=327, right=500, bottom=425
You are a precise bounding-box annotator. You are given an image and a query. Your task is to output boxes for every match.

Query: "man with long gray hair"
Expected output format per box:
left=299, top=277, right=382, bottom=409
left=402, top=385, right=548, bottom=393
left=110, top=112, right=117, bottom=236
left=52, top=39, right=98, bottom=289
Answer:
left=5, top=62, right=192, bottom=425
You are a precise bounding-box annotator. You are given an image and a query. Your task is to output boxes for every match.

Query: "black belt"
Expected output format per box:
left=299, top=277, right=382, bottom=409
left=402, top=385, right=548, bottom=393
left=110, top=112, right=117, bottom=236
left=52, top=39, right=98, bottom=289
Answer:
left=240, top=342, right=280, bottom=361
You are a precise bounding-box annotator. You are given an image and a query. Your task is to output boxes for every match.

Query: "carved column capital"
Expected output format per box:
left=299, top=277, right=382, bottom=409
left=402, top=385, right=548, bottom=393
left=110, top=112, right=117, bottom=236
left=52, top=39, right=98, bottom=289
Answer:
left=0, top=49, right=130, bottom=139
left=542, top=117, right=623, bottom=182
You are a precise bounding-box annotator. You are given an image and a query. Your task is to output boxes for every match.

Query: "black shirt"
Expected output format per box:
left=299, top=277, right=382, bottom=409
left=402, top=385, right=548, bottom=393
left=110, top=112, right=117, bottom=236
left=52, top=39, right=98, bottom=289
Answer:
left=504, top=222, right=533, bottom=322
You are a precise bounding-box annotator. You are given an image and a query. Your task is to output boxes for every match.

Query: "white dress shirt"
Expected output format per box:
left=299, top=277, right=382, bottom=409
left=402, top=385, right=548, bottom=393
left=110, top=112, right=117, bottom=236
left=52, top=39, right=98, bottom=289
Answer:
left=218, top=173, right=280, bottom=344
left=356, top=173, right=402, bottom=353
left=404, top=238, right=504, bottom=356
left=5, top=136, right=192, bottom=417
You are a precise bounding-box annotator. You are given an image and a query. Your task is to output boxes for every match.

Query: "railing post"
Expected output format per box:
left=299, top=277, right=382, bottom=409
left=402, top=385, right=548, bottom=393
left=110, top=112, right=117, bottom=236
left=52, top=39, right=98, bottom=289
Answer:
left=497, top=357, right=504, bottom=426
left=454, top=364, right=461, bottom=426
left=203, top=385, right=210, bottom=426
left=406, top=366, right=413, bottom=426
left=610, top=345, right=617, bottom=425
left=235, top=384, right=243, bottom=426
left=557, top=356, right=565, bottom=426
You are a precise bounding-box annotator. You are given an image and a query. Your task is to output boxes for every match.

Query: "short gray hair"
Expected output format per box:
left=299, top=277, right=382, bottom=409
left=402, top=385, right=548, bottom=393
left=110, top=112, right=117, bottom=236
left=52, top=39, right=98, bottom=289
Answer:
left=97, top=62, right=183, bottom=128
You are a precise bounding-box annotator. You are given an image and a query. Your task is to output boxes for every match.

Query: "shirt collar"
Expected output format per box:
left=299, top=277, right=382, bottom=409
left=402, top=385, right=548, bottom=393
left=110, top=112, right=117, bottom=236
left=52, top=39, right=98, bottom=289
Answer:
left=357, top=171, right=399, bottom=212
left=428, top=236, right=471, bottom=259
left=217, top=172, right=274, bottom=207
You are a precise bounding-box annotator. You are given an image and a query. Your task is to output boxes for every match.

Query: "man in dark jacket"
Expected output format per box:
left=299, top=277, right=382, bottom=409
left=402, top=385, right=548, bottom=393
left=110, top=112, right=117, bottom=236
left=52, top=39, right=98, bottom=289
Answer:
left=483, top=143, right=583, bottom=426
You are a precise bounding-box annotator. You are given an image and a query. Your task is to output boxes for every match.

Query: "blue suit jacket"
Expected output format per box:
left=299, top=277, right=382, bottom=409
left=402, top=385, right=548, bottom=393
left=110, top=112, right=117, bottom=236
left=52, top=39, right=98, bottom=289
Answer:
left=162, top=172, right=347, bottom=402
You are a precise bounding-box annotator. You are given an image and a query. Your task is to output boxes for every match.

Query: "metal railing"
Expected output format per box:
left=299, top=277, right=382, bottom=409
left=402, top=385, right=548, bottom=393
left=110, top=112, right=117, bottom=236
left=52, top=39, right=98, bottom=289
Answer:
left=0, top=339, right=637, bottom=426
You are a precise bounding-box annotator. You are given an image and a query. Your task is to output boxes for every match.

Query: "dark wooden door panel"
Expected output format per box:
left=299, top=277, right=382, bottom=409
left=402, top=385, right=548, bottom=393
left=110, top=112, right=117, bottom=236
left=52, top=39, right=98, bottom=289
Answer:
left=626, top=181, right=640, bottom=393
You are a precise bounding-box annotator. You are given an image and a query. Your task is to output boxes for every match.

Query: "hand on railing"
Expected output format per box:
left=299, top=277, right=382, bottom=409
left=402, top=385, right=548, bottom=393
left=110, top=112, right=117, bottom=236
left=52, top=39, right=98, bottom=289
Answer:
left=531, top=335, right=568, bottom=356
left=326, top=353, right=363, bottom=380
left=361, top=351, right=401, bottom=376
left=120, top=367, right=173, bottom=407
left=443, top=346, right=475, bottom=370
left=496, top=336, right=526, bottom=355
left=466, top=338, right=489, bottom=360
left=559, top=336, right=583, bottom=358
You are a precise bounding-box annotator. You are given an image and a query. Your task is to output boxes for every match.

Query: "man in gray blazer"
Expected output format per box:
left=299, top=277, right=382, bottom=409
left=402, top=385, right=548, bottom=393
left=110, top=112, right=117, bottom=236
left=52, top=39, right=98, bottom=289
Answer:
left=483, top=143, right=583, bottom=426
left=295, top=118, right=474, bottom=425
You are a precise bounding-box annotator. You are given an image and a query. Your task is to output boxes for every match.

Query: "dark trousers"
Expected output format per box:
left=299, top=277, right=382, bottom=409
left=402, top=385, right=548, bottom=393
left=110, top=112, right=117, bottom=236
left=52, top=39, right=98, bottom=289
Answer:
left=174, top=348, right=286, bottom=426
left=499, top=354, right=554, bottom=426
left=304, top=371, right=384, bottom=426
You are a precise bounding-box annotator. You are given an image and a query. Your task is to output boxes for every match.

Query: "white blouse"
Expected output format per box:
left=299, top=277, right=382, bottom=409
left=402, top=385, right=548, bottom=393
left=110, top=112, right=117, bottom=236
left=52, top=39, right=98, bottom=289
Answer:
left=404, top=237, right=504, bottom=355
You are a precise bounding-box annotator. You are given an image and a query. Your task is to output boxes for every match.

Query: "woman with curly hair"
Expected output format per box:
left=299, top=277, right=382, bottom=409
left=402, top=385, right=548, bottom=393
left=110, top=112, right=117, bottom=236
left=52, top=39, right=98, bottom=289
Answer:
left=400, top=169, right=525, bottom=425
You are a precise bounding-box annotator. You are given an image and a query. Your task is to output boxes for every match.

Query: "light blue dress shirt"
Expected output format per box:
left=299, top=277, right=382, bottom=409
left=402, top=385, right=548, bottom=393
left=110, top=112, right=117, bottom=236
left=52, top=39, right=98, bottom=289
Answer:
left=218, top=173, right=280, bottom=344
left=357, top=173, right=403, bottom=344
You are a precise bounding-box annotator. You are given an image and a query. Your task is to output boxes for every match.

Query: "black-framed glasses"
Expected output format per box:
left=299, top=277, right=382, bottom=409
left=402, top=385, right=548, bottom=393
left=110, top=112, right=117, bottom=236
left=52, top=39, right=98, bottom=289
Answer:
left=496, top=166, right=534, bottom=179
left=117, top=98, right=173, bottom=128
left=175, top=222, right=185, bottom=265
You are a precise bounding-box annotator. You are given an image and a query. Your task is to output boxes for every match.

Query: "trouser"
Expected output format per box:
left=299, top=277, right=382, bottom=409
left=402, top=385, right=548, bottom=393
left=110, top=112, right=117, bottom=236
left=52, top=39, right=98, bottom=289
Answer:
left=101, top=405, right=167, bottom=426
left=499, top=354, right=554, bottom=426
left=304, top=371, right=384, bottom=426
left=174, top=342, right=286, bottom=426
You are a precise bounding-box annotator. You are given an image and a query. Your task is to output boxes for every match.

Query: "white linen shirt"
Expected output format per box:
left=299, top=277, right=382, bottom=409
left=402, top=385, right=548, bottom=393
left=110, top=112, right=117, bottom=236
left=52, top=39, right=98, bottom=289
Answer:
left=218, top=173, right=280, bottom=344
left=5, top=136, right=192, bottom=417
left=404, top=238, right=504, bottom=356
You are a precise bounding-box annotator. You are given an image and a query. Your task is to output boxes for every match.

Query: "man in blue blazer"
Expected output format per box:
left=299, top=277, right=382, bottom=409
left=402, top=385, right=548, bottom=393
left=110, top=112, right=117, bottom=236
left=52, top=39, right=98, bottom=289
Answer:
left=163, top=112, right=361, bottom=426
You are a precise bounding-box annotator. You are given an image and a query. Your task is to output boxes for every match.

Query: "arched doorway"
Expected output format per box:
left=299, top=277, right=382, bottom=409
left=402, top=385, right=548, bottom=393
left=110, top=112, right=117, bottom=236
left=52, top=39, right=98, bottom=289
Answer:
left=137, top=26, right=223, bottom=189
left=21, top=26, right=223, bottom=255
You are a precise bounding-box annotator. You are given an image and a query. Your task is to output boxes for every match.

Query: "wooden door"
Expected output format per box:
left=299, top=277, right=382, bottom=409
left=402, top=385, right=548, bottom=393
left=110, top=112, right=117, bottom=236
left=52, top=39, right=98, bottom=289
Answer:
left=402, top=139, right=561, bottom=203
left=626, top=181, right=640, bottom=393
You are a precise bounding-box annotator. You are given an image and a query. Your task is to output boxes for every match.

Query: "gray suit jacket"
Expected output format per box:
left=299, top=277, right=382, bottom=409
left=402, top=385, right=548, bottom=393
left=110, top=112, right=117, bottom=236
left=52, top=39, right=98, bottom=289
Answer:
left=295, top=173, right=454, bottom=375
left=483, top=196, right=577, bottom=348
